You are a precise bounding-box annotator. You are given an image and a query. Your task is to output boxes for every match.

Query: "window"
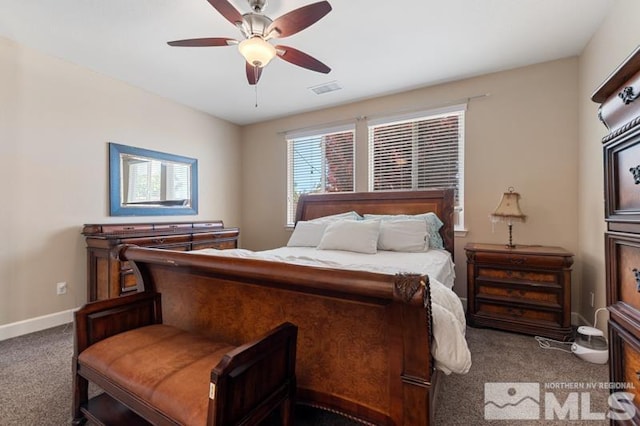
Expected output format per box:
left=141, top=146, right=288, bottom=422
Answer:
left=286, top=126, right=355, bottom=226
left=368, top=104, right=466, bottom=229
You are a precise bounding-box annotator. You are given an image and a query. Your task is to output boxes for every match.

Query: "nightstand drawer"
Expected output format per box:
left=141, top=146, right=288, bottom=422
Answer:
left=476, top=281, right=560, bottom=305
left=476, top=301, right=561, bottom=325
left=473, top=251, right=569, bottom=269
left=477, top=267, right=560, bottom=286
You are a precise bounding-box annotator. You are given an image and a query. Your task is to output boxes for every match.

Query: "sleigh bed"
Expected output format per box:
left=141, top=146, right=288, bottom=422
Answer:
left=117, top=189, right=468, bottom=425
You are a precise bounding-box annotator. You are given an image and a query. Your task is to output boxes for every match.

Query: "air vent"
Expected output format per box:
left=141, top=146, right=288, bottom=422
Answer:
left=309, top=81, right=342, bottom=95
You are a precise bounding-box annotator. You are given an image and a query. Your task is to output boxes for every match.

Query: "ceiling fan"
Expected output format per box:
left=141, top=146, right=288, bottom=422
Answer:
left=168, top=0, right=332, bottom=85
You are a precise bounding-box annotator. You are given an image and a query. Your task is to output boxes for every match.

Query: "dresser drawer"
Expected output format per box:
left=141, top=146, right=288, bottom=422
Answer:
left=604, top=130, right=640, bottom=225
left=192, top=240, right=237, bottom=250
left=606, top=233, right=640, bottom=320
left=191, top=230, right=239, bottom=250
left=122, top=235, right=191, bottom=248
left=192, top=230, right=239, bottom=241
left=120, top=271, right=138, bottom=293
left=98, top=224, right=154, bottom=233
left=476, top=280, right=560, bottom=305
left=152, top=223, right=193, bottom=232
left=609, top=320, right=640, bottom=423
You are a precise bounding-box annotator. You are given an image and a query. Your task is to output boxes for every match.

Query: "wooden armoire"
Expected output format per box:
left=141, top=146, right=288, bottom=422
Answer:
left=593, top=46, right=640, bottom=422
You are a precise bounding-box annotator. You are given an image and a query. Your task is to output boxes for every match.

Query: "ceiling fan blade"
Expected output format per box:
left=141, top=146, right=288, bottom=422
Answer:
left=246, top=62, right=263, bottom=85
left=267, top=1, right=332, bottom=38
left=206, top=0, right=243, bottom=26
left=167, top=37, right=237, bottom=47
left=276, top=45, right=331, bottom=74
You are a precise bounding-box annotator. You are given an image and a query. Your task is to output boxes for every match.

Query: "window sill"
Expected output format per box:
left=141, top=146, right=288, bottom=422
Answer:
left=454, top=229, right=468, bottom=238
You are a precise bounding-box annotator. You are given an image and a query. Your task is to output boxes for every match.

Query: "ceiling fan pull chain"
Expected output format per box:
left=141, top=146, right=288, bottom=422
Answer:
left=254, top=65, right=259, bottom=107
left=255, top=84, right=258, bottom=108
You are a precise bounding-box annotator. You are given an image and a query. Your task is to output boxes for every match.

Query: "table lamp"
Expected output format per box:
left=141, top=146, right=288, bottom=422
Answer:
left=490, top=187, right=526, bottom=249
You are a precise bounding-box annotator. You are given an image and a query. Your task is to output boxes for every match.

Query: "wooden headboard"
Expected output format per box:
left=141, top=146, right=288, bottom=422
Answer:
left=295, top=189, right=455, bottom=256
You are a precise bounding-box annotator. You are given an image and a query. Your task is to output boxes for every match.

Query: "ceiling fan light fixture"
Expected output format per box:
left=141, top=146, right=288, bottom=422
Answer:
left=238, top=37, right=276, bottom=67
left=167, top=0, right=333, bottom=85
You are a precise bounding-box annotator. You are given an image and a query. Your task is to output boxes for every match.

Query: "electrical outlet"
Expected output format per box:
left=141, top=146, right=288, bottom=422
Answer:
left=56, top=282, right=67, bottom=295
left=590, top=291, right=595, bottom=308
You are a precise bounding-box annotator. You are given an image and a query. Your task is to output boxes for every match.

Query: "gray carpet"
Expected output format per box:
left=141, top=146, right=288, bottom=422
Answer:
left=0, top=324, right=608, bottom=425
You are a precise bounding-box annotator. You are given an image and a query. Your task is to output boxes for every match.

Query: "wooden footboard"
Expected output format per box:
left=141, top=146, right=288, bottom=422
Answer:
left=120, top=245, right=436, bottom=425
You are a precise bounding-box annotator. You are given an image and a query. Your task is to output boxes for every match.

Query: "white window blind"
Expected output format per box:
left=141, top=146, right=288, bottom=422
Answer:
left=287, top=126, right=355, bottom=226
left=126, top=159, right=162, bottom=203
left=166, top=162, right=190, bottom=202
left=368, top=105, right=465, bottom=228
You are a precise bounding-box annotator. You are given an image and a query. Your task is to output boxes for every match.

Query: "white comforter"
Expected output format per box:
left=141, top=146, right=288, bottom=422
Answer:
left=191, top=247, right=471, bottom=375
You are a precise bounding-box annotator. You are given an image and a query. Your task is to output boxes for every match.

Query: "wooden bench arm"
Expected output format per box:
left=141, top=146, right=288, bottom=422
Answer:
left=74, top=292, right=162, bottom=354
left=208, top=322, right=298, bottom=426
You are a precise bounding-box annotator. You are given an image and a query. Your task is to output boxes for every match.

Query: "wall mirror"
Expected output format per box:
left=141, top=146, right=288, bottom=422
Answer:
left=109, top=143, right=198, bottom=216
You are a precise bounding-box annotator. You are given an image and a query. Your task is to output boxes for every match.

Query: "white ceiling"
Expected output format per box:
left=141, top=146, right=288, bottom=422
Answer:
left=0, top=0, right=613, bottom=125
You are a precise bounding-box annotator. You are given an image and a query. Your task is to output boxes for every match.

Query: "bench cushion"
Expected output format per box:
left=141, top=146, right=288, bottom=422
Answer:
left=78, top=324, right=235, bottom=425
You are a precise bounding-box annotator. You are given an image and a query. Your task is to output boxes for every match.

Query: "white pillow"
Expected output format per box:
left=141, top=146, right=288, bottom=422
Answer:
left=308, top=211, right=362, bottom=222
left=317, top=220, right=380, bottom=254
left=378, top=219, right=429, bottom=252
left=364, top=212, right=444, bottom=249
left=287, top=221, right=328, bottom=247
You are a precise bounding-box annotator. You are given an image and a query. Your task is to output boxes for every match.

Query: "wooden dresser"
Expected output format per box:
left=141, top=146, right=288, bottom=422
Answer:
left=82, top=220, right=239, bottom=301
left=593, top=46, right=640, bottom=422
left=465, top=243, right=573, bottom=340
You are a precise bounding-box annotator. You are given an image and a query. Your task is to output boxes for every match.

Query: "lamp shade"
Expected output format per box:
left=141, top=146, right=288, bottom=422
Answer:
left=490, top=188, right=526, bottom=223
left=238, top=37, right=276, bottom=68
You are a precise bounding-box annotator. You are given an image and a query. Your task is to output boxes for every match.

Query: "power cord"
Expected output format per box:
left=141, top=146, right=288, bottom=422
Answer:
left=535, top=336, right=574, bottom=353
left=593, top=307, right=608, bottom=332
left=535, top=307, right=609, bottom=352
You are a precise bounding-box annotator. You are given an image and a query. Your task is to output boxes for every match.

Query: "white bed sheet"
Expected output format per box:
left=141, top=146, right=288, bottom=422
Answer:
left=259, top=247, right=456, bottom=290
left=191, top=247, right=471, bottom=375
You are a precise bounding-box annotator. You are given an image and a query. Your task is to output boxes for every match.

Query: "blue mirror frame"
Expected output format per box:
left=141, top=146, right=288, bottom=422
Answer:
left=109, top=143, right=198, bottom=216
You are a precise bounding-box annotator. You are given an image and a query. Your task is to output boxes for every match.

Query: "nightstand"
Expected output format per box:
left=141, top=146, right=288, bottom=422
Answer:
left=465, top=243, right=573, bottom=340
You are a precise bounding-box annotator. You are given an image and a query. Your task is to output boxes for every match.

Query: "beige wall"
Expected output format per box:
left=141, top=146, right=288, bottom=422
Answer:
left=241, top=58, right=580, bottom=304
left=7, top=0, right=638, bottom=331
left=578, top=0, right=640, bottom=329
left=0, top=37, right=241, bottom=326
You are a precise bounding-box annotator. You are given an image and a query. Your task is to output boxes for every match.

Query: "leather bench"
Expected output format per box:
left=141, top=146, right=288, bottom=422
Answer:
left=71, top=292, right=297, bottom=425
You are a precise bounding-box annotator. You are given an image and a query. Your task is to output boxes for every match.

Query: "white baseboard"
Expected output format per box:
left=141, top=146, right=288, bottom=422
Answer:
left=0, top=309, right=76, bottom=341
